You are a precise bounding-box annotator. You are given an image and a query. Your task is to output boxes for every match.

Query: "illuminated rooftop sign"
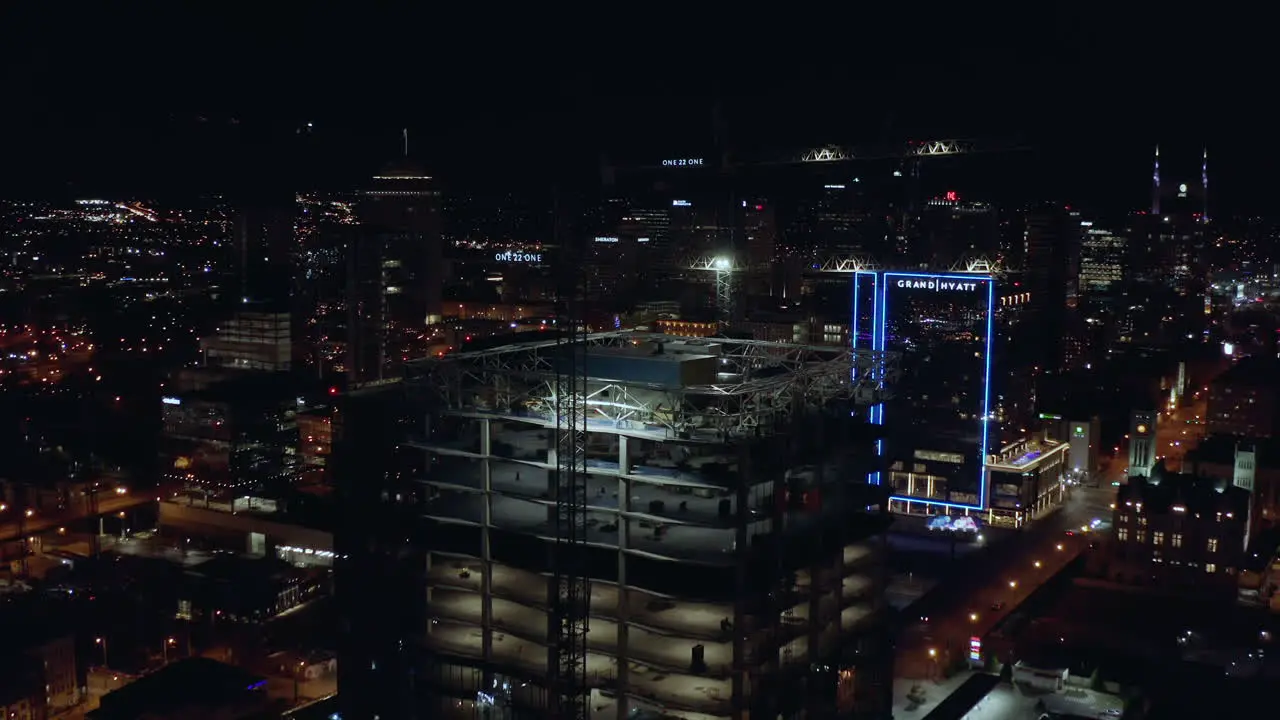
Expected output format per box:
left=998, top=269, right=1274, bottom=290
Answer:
left=662, top=158, right=704, bottom=167
left=894, top=278, right=981, bottom=292
left=162, top=396, right=181, bottom=406
left=493, top=251, right=542, bottom=263
left=672, top=199, right=692, bottom=207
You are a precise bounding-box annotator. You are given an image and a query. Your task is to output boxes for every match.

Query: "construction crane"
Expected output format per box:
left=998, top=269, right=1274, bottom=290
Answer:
left=549, top=186, right=590, bottom=720
left=608, top=122, right=1028, bottom=328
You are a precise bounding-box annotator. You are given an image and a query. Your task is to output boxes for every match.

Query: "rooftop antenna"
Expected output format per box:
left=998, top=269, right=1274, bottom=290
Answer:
left=402, top=128, right=409, bottom=158
left=1152, top=144, right=1161, bottom=215
left=1202, top=146, right=1209, bottom=224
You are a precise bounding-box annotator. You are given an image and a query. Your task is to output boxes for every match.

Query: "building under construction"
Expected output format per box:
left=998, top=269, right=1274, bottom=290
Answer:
left=400, top=331, right=897, bottom=720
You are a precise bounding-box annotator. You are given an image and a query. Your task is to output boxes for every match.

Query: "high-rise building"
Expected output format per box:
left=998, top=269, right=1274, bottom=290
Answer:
left=341, top=333, right=896, bottom=719
left=854, top=271, right=996, bottom=515
left=198, top=307, right=292, bottom=372
left=295, top=193, right=359, bottom=375
left=914, top=194, right=998, bottom=271
left=158, top=374, right=304, bottom=497
left=351, top=158, right=443, bottom=384
left=1079, top=221, right=1127, bottom=292
left=1024, top=204, right=1082, bottom=371
left=232, top=199, right=294, bottom=305
left=1206, top=357, right=1280, bottom=439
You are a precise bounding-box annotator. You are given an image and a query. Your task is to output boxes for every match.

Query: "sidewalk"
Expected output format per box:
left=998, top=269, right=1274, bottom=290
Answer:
left=891, top=670, right=974, bottom=718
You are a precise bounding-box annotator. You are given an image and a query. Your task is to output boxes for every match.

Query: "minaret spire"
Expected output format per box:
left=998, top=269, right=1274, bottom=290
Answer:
left=1151, top=144, right=1161, bottom=215
left=1202, top=146, right=1209, bottom=224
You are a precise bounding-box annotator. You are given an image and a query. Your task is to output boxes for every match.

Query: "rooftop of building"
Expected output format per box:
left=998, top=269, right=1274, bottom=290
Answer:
left=90, top=657, right=265, bottom=719
left=1188, top=433, right=1280, bottom=467
left=185, top=553, right=303, bottom=585
left=1117, top=462, right=1251, bottom=516
left=1213, top=355, right=1280, bottom=388
left=987, top=436, right=1068, bottom=472
left=372, top=157, right=431, bottom=180
left=0, top=591, right=74, bottom=653
left=171, top=369, right=327, bottom=405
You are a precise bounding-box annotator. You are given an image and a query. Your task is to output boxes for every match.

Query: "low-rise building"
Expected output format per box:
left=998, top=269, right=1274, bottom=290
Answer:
left=1187, top=434, right=1280, bottom=531
left=88, top=657, right=269, bottom=720
left=1108, top=462, right=1250, bottom=595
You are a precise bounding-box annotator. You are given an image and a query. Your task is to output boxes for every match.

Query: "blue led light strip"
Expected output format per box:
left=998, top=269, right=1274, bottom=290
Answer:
left=879, top=271, right=995, bottom=512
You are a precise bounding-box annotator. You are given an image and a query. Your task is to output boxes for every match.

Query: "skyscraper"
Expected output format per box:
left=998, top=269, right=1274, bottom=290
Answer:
left=854, top=271, right=996, bottom=513
left=350, top=155, right=443, bottom=384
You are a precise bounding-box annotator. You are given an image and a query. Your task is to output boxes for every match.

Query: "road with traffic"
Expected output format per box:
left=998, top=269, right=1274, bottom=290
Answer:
left=895, top=483, right=1115, bottom=679
left=0, top=493, right=154, bottom=543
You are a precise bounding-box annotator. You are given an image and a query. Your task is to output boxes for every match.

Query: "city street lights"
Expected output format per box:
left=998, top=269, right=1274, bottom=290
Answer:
left=1056, top=543, right=1064, bottom=551
left=95, top=637, right=109, bottom=668
left=969, top=612, right=979, bottom=623
left=163, top=637, right=176, bottom=664
left=1008, top=580, right=1018, bottom=590
left=1034, top=560, right=1043, bottom=569
left=294, top=661, right=307, bottom=703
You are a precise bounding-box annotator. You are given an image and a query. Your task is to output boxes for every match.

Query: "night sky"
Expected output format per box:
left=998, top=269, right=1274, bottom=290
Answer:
left=2, top=7, right=1273, bottom=215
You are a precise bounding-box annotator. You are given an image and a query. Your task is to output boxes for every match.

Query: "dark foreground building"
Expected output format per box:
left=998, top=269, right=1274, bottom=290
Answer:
left=336, top=331, right=897, bottom=720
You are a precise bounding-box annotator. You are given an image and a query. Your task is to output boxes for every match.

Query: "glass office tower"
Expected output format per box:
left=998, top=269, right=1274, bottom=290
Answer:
left=853, top=271, right=995, bottom=512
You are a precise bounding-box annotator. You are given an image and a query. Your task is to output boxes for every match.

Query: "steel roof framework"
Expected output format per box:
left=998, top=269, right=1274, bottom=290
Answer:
left=406, top=332, right=898, bottom=438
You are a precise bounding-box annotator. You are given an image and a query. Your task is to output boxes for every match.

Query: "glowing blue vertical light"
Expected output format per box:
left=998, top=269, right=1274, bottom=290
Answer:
left=979, top=276, right=996, bottom=511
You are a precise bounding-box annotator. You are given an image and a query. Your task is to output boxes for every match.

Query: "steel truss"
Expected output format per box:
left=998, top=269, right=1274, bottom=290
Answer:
left=948, top=253, right=1004, bottom=275
left=815, top=253, right=880, bottom=274
left=551, top=320, right=589, bottom=720
left=795, top=138, right=1015, bottom=165
left=406, top=333, right=898, bottom=439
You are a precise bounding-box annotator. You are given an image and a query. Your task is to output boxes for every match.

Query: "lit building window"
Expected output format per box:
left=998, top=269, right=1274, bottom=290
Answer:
left=1135, top=530, right=1146, bottom=544
left=1207, top=537, right=1219, bottom=553
left=1152, top=531, right=1165, bottom=546
left=1172, top=533, right=1183, bottom=548
left=1118, top=528, right=1129, bottom=542
left=1205, top=563, right=1217, bottom=574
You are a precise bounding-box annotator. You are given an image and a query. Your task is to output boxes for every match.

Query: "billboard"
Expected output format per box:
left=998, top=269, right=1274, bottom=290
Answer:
left=854, top=271, right=996, bottom=510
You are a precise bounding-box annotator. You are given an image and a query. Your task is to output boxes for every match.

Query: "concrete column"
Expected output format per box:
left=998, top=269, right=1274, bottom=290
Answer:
left=479, top=419, right=494, bottom=673
left=731, top=444, right=752, bottom=720
left=615, top=436, right=631, bottom=720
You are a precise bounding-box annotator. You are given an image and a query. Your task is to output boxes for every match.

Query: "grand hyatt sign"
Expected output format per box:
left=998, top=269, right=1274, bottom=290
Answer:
left=895, top=278, right=982, bottom=292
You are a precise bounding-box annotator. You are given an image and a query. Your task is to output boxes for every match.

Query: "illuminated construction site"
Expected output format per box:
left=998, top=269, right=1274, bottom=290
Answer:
left=403, top=331, right=899, bottom=720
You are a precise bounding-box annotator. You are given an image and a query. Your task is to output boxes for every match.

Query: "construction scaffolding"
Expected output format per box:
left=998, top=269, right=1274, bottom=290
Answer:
left=405, top=332, right=900, bottom=719
left=405, top=332, right=898, bottom=439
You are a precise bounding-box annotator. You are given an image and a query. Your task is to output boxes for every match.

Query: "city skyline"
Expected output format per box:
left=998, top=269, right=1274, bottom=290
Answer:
left=3, top=9, right=1275, bottom=216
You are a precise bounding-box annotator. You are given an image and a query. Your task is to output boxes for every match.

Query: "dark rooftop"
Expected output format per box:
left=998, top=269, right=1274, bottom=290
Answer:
left=1188, top=434, right=1280, bottom=468
left=187, top=553, right=298, bottom=584
left=1117, top=461, right=1250, bottom=516
left=1213, top=355, right=1280, bottom=388
left=90, top=657, right=265, bottom=719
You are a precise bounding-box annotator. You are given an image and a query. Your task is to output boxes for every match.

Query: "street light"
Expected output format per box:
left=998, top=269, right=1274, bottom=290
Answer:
left=163, top=637, right=176, bottom=664
left=1034, top=560, right=1043, bottom=569
left=928, top=648, right=937, bottom=659
left=1008, top=580, right=1018, bottom=589
left=969, top=612, right=979, bottom=622
left=96, top=637, right=109, bottom=668
left=1056, top=543, right=1064, bottom=551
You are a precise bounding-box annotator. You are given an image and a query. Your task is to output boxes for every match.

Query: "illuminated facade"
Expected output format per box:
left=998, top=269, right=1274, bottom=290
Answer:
left=854, top=271, right=995, bottom=513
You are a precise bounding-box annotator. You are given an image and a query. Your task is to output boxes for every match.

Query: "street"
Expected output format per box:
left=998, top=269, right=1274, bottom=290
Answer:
left=1154, top=391, right=1208, bottom=472
left=894, top=483, right=1115, bottom=687
left=0, top=493, right=153, bottom=543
